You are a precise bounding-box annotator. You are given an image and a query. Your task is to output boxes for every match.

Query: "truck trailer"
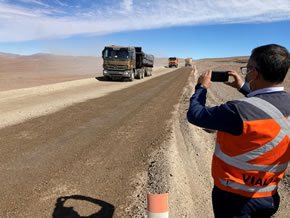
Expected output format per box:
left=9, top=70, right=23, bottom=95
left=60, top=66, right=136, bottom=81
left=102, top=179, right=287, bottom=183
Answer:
left=102, top=45, right=154, bottom=81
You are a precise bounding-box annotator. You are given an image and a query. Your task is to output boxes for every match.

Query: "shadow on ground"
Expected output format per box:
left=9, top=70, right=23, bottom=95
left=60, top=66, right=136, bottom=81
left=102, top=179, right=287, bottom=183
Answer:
left=52, top=195, right=115, bottom=218
left=95, top=76, right=131, bottom=82
left=95, top=76, right=112, bottom=82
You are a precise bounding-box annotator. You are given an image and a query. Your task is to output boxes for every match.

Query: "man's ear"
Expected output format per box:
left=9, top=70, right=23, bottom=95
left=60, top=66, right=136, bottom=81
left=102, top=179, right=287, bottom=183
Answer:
left=252, top=68, right=260, bottom=80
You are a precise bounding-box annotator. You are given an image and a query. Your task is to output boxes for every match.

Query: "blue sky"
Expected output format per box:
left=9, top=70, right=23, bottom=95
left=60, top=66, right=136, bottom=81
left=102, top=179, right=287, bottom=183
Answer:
left=0, top=0, right=290, bottom=59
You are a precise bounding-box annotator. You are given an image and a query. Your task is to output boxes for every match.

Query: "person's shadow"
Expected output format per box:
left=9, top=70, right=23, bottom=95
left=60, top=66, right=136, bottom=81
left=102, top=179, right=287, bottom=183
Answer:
left=52, top=195, right=115, bottom=218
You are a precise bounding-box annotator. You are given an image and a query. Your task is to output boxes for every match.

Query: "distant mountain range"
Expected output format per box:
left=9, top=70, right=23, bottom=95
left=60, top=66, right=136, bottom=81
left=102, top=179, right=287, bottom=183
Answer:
left=0, top=52, right=21, bottom=58
left=0, top=52, right=99, bottom=59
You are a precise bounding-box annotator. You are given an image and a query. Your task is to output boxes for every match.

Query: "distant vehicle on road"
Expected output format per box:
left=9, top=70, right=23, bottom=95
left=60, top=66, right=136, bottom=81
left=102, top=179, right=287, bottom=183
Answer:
left=185, top=58, right=193, bottom=67
left=168, top=57, right=179, bottom=68
left=102, top=45, right=154, bottom=81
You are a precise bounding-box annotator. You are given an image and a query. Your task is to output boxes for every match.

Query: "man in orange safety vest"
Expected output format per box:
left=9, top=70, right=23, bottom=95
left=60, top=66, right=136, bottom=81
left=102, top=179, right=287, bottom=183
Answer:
left=187, top=44, right=290, bottom=217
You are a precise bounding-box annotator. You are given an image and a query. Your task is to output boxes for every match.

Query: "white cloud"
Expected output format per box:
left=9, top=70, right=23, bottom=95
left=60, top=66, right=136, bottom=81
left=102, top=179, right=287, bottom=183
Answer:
left=18, top=0, right=50, bottom=7
left=120, top=0, right=133, bottom=13
left=0, top=3, right=43, bottom=17
left=53, top=0, right=67, bottom=7
left=0, top=0, right=290, bottom=42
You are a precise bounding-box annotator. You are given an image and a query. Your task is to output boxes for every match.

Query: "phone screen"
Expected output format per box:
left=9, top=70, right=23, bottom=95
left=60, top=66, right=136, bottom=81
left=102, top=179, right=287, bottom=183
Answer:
left=211, top=71, right=229, bottom=82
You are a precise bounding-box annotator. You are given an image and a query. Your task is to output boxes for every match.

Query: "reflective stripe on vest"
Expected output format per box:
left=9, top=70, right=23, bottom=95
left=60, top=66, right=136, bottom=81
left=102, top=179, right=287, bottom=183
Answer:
left=215, top=143, right=288, bottom=172
left=215, top=97, right=290, bottom=173
left=219, top=178, right=277, bottom=193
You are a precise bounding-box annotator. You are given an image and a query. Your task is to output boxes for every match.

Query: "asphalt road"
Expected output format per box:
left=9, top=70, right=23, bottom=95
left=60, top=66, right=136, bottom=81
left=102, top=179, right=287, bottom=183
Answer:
left=0, top=67, right=192, bottom=217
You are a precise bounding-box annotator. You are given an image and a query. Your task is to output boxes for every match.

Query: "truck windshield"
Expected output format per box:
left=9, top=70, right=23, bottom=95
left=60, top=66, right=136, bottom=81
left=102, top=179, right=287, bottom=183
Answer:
left=103, top=48, right=130, bottom=60
left=169, top=58, right=176, bottom=61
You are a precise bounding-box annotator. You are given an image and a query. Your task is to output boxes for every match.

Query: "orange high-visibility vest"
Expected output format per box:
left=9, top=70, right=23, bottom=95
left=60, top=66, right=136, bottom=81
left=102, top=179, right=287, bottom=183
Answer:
left=212, top=96, right=290, bottom=198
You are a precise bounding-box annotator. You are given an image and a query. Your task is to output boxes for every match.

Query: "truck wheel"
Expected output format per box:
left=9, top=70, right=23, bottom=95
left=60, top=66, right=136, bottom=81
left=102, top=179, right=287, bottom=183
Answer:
left=134, top=70, right=137, bottom=79
left=137, top=70, right=142, bottom=79
left=130, top=71, right=135, bottom=81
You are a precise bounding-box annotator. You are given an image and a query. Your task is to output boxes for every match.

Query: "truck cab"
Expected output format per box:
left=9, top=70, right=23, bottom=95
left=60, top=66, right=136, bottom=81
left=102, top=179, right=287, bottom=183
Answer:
left=185, top=58, right=192, bottom=67
left=168, top=57, right=178, bottom=68
left=102, top=45, right=154, bottom=81
left=102, top=46, right=136, bottom=81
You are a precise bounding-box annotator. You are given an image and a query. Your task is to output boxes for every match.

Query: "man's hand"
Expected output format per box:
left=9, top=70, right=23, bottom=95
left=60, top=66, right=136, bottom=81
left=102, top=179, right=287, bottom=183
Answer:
left=198, top=70, right=212, bottom=89
left=224, top=71, right=244, bottom=89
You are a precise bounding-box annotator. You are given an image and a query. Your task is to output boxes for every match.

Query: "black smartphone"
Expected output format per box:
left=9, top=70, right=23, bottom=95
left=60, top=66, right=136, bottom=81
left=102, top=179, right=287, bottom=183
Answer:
left=211, top=71, right=229, bottom=82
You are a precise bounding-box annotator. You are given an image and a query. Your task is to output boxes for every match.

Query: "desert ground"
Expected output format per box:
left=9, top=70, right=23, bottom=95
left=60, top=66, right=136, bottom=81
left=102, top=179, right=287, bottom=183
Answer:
left=0, top=54, right=289, bottom=217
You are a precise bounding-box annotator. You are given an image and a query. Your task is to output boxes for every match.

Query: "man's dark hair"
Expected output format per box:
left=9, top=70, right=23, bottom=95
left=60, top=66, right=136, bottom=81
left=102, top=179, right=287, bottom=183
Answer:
left=250, top=44, right=290, bottom=83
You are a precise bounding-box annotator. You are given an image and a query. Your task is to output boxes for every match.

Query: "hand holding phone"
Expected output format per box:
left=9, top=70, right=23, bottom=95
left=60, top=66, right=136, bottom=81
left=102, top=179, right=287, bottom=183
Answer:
left=211, top=71, right=229, bottom=82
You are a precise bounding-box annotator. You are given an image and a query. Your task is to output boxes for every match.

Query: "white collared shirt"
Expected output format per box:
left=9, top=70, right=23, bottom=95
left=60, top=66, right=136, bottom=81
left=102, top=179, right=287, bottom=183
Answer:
left=247, top=87, right=284, bottom=97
